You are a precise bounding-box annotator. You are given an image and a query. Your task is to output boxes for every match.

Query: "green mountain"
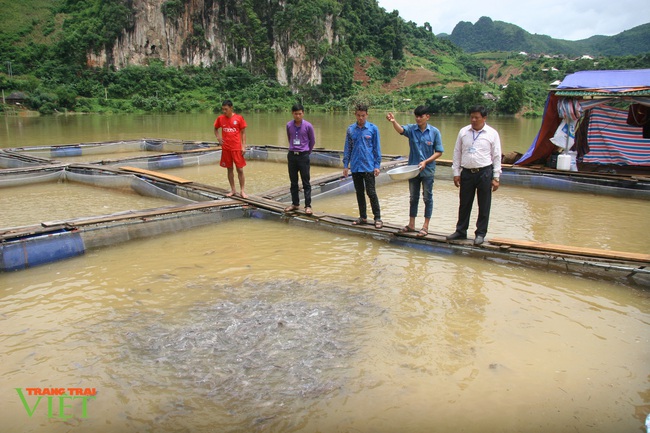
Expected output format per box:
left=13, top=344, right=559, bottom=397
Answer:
left=0, top=1, right=648, bottom=117
left=444, top=16, right=650, bottom=56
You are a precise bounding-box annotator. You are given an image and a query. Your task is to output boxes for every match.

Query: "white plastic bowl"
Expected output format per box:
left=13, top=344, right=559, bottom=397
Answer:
left=387, top=165, right=420, bottom=180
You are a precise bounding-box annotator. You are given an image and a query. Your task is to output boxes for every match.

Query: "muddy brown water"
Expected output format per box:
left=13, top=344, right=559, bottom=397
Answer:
left=1, top=113, right=649, bottom=432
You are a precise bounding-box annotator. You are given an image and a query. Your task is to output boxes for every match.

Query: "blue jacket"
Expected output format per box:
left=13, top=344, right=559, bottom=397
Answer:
left=401, top=123, right=444, bottom=178
left=343, top=121, right=381, bottom=173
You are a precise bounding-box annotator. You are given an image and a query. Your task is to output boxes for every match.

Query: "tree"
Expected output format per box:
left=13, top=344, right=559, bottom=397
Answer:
left=455, top=83, right=485, bottom=113
left=497, top=81, right=525, bottom=114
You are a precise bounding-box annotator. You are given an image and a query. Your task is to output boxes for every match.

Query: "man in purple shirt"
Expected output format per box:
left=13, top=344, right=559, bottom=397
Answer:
left=284, top=103, right=316, bottom=215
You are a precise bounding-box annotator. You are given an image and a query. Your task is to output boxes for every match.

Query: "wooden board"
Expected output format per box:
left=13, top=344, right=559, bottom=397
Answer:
left=437, top=158, right=648, bottom=182
left=119, top=166, right=193, bottom=184
left=489, top=237, right=650, bottom=263
left=39, top=200, right=238, bottom=228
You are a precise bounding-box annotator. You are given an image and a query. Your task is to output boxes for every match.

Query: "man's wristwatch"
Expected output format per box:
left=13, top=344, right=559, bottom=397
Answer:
left=493, top=177, right=500, bottom=182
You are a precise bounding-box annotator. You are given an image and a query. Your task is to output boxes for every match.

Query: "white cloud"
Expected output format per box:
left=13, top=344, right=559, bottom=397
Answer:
left=376, top=0, right=650, bottom=41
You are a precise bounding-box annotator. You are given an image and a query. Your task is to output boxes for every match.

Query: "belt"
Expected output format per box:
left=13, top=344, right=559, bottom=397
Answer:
left=289, top=150, right=309, bottom=155
left=462, top=165, right=491, bottom=174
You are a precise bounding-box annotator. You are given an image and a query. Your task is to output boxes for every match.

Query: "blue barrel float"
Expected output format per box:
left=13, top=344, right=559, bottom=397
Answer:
left=143, top=140, right=164, bottom=151
left=183, top=142, right=212, bottom=151
left=148, top=154, right=183, bottom=170
left=310, top=151, right=341, bottom=167
left=51, top=145, right=82, bottom=158
left=1, top=230, right=85, bottom=271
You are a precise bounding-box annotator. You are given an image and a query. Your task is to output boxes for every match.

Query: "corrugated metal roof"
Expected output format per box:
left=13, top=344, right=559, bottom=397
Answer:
left=554, top=89, right=650, bottom=97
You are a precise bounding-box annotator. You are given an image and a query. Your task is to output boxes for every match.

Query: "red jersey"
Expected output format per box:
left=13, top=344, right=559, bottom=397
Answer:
left=214, top=114, right=247, bottom=151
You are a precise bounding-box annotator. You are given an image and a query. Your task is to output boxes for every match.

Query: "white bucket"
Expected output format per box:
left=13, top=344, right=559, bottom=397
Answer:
left=556, top=154, right=571, bottom=171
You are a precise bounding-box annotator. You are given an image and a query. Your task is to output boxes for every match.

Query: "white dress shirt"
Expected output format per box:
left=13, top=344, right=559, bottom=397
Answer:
left=452, top=123, right=502, bottom=178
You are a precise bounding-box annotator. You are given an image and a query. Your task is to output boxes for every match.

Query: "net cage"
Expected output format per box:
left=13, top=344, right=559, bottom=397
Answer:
left=0, top=140, right=405, bottom=272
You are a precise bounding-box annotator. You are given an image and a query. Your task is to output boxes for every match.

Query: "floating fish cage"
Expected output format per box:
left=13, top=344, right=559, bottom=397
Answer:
left=6, top=138, right=218, bottom=159
left=247, top=145, right=348, bottom=167
left=1, top=139, right=648, bottom=287
left=0, top=140, right=383, bottom=272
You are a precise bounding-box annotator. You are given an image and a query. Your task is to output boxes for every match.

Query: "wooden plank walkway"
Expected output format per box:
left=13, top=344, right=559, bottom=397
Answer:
left=488, top=238, right=650, bottom=263
left=258, top=195, right=649, bottom=269
left=2, top=154, right=648, bottom=282
left=120, top=165, right=194, bottom=184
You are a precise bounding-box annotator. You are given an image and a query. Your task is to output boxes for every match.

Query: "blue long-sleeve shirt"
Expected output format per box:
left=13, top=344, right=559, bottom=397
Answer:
left=401, top=123, right=444, bottom=178
left=343, top=121, right=381, bottom=173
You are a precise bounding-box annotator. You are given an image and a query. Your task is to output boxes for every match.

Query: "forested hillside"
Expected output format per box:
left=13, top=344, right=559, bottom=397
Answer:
left=446, top=16, right=650, bottom=56
left=0, top=0, right=649, bottom=117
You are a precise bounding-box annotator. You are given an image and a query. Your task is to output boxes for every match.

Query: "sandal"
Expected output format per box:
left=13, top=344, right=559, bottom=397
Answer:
left=284, top=205, right=299, bottom=212
left=352, top=218, right=367, bottom=225
left=399, top=225, right=416, bottom=233
left=416, top=228, right=429, bottom=238
left=374, top=219, right=383, bottom=229
left=305, top=206, right=313, bottom=215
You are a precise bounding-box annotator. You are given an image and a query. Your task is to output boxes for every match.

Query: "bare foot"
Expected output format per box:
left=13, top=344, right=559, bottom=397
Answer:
left=240, top=191, right=249, bottom=199
left=225, top=191, right=236, bottom=197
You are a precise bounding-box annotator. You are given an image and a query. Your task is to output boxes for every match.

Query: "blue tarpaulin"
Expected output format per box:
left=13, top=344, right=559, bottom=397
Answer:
left=557, top=69, right=650, bottom=92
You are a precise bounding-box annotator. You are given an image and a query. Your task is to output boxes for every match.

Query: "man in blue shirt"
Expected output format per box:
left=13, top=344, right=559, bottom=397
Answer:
left=343, top=104, right=383, bottom=228
left=386, top=106, right=444, bottom=237
left=284, top=103, right=316, bottom=215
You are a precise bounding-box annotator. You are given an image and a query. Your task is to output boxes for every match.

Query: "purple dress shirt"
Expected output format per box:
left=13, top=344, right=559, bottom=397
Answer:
left=286, top=120, right=316, bottom=152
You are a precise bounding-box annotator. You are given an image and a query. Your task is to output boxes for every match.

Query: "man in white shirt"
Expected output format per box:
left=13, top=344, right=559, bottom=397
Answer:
left=447, top=106, right=502, bottom=245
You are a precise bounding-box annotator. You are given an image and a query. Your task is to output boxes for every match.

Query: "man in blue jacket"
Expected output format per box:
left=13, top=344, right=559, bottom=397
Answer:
left=343, top=104, right=383, bottom=228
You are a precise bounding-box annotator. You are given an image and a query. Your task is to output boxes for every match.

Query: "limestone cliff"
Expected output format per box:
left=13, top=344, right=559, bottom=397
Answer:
left=87, top=0, right=337, bottom=89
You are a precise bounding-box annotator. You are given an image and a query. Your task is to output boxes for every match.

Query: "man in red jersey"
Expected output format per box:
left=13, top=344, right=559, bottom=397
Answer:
left=214, top=100, right=248, bottom=198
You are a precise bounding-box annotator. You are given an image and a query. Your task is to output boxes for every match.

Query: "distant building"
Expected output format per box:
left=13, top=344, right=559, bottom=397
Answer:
left=483, top=92, right=497, bottom=101
left=5, top=91, right=27, bottom=105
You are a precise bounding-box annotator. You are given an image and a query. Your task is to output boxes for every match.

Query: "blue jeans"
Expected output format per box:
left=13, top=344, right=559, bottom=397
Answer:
left=408, top=175, right=434, bottom=219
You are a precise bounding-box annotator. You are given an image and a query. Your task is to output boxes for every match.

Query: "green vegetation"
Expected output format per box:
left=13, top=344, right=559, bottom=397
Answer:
left=0, top=0, right=648, bottom=116
left=446, top=16, right=650, bottom=57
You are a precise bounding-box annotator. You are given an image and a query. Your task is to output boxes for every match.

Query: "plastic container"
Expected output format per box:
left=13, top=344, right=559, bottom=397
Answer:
left=556, top=154, right=571, bottom=171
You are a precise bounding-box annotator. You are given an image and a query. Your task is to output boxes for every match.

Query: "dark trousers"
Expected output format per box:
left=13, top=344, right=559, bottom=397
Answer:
left=455, top=166, right=492, bottom=237
left=352, top=172, right=381, bottom=220
left=287, top=152, right=311, bottom=207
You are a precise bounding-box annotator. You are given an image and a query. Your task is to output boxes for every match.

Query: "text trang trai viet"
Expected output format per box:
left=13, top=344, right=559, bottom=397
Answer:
left=15, top=387, right=97, bottom=419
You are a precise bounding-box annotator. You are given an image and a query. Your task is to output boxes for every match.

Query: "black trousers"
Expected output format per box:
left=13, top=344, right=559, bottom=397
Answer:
left=455, top=166, right=492, bottom=237
left=287, top=152, right=311, bottom=207
left=352, top=172, right=381, bottom=220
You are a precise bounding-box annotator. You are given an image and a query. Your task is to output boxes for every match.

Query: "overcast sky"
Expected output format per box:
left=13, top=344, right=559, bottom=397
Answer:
left=376, top=0, right=650, bottom=41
